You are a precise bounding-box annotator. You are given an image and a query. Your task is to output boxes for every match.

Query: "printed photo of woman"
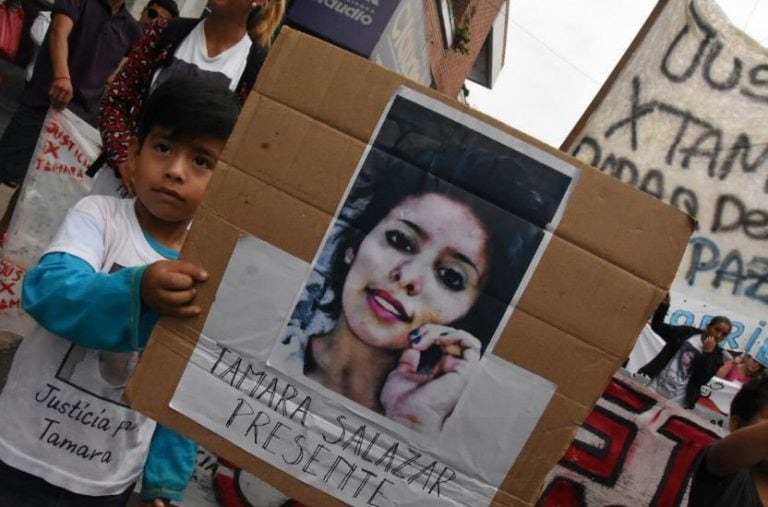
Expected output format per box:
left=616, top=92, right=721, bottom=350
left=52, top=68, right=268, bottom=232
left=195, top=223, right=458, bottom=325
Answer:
left=269, top=92, right=576, bottom=437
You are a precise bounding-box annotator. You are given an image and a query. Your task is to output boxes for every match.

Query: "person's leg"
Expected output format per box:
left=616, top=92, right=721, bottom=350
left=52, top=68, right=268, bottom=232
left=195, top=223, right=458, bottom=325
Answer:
left=0, top=102, right=47, bottom=186
left=0, top=458, right=135, bottom=507
left=60, top=484, right=135, bottom=507
left=0, top=458, right=64, bottom=507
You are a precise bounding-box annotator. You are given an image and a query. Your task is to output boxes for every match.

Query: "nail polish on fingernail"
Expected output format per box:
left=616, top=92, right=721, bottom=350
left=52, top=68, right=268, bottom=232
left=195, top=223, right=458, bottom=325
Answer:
left=439, top=331, right=449, bottom=336
left=409, top=329, right=421, bottom=343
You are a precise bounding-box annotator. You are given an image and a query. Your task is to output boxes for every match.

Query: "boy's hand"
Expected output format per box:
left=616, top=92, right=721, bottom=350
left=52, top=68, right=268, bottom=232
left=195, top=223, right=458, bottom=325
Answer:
left=141, top=260, right=208, bottom=318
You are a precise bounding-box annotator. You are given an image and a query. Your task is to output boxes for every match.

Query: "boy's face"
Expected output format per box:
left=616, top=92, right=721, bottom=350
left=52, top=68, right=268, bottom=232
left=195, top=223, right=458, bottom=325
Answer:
left=129, top=127, right=224, bottom=224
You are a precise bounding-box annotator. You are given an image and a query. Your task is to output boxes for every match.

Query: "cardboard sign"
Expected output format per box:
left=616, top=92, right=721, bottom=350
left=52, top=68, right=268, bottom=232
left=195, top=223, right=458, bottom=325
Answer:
left=127, top=28, right=693, bottom=505
left=538, top=372, right=725, bottom=507
left=563, top=0, right=768, bottom=357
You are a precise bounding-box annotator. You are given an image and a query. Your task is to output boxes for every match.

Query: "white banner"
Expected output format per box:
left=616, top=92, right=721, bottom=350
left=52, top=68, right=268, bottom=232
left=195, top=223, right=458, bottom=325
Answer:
left=567, top=0, right=768, bottom=355
left=0, top=108, right=101, bottom=337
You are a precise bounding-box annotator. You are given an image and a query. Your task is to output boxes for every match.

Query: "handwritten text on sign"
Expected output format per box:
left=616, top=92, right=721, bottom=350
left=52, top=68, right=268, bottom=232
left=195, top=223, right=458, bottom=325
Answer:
left=567, top=0, right=768, bottom=348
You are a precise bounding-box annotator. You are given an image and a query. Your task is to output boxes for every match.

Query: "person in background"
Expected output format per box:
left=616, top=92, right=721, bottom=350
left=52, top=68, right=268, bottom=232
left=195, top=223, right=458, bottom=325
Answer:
left=0, top=77, right=241, bottom=507
left=100, top=0, right=285, bottom=195
left=688, top=375, right=768, bottom=506
left=138, top=0, right=179, bottom=29
left=717, top=353, right=766, bottom=384
left=0, top=0, right=142, bottom=188
left=637, top=293, right=732, bottom=409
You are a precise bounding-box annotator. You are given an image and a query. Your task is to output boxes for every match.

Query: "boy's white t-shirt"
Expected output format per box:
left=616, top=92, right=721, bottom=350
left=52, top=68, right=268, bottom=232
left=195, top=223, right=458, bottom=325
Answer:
left=150, top=19, right=252, bottom=93
left=0, top=196, right=162, bottom=496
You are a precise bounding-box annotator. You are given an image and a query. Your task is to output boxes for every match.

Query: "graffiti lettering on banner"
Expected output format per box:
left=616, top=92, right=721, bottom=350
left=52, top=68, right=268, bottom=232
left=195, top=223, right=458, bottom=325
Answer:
left=538, top=371, right=725, bottom=507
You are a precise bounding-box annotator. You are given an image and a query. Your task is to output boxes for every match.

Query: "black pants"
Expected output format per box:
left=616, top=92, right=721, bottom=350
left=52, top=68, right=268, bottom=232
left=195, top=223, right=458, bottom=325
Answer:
left=0, top=102, right=47, bottom=186
left=0, top=459, right=134, bottom=507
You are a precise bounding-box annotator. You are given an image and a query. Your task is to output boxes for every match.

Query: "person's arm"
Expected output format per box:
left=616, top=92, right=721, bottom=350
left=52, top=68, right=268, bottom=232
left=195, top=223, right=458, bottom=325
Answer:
left=691, top=346, right=723, bottom=385
left=24, top=252, right=208, bottom=352
left=100, top=18, right=169, bottom=191
left=47, top=12, right=74, bottom=110
left=716, top=360, right=734, bottom=380
left=23, top=252, right=159, bottom=352
left=22, top=198, right=206, bottom=350
left=650, top=294, right=680, bottom=343
left=706, top=420, right=768, bottom=476
left=140, top=425, right=198, bottom=504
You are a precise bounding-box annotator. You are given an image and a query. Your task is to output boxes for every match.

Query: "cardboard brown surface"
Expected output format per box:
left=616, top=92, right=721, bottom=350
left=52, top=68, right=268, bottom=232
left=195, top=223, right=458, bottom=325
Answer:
left=128, top=28, right=693, bottom=505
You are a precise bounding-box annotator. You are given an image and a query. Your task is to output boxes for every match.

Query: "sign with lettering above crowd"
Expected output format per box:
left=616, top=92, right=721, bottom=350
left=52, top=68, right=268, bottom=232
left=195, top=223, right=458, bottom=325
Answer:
left=563, top=0, right=768, bottom=358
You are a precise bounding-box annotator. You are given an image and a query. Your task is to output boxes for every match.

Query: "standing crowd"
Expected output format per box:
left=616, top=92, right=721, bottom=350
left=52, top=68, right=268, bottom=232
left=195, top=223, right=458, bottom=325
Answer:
left=634, top=294, right=768, bottom=506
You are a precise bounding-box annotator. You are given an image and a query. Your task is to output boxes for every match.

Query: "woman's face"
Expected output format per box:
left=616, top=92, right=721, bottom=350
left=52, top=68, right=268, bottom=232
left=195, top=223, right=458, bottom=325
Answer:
left=704, top=320, right=731, bottom=344
left=745, top=355, right=763, bottom=375
left=341, top=193, right=488, bottom=349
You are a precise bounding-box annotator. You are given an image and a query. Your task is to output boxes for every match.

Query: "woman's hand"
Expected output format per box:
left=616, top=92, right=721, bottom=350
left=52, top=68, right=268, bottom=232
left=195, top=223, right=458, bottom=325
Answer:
left=703, top=335, right=717, bottom=353
left=380, top=324, right=481, bottom=437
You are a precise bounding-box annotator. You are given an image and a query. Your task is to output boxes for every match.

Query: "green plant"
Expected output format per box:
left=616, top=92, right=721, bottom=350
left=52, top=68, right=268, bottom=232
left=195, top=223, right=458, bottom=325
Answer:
left=451, top=4, right=476, bottom=55
left=452, top=25, right=471, bottom=55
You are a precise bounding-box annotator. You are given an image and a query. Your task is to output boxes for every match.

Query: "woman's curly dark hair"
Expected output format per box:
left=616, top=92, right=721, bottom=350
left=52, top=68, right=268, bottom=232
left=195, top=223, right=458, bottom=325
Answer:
left=317, top=144, right=571, bottom=352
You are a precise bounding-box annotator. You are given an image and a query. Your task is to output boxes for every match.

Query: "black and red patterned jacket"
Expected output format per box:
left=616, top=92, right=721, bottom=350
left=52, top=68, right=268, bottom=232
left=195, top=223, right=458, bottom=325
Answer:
left=99, top=17, right=266, bottom=171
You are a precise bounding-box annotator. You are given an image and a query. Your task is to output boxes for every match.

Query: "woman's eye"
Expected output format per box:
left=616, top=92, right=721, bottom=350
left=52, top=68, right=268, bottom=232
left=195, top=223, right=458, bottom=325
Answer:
left=385, top=230, right=415, bottom=253
left=437, top=266, right=466, bottom=291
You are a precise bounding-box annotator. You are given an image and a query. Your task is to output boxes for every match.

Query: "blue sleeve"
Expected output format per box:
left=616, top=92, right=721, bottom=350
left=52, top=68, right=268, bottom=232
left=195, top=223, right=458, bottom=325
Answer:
left=140, top=424, right=198, bottom=502
left=22, top=252, right=160, bottom=352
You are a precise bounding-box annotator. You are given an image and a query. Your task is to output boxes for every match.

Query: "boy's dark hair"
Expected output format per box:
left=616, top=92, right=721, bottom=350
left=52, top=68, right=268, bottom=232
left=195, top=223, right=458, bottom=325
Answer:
left=730, top=374, right=768, bottom=423
left=136, top=77, right=241, bottom=146
left=148, top=0, right=180, bottom=18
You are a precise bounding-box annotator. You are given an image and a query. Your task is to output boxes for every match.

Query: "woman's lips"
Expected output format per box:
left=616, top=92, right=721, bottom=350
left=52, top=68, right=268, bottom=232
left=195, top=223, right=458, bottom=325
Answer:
left=366, top=289, right=411, bottom=323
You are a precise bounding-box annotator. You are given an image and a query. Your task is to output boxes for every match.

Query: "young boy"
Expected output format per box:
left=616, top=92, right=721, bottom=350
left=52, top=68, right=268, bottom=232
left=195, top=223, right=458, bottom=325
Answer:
left=688, top=374, right=768, bottom=506
left=0, top=77, right=241, bottom=506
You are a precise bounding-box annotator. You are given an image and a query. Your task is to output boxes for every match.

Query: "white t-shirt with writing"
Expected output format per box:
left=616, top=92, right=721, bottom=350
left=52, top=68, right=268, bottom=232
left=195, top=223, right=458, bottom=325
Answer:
left=0, top=196, right=161, bottom=495
left=648, top=335, right=705, bottom=405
